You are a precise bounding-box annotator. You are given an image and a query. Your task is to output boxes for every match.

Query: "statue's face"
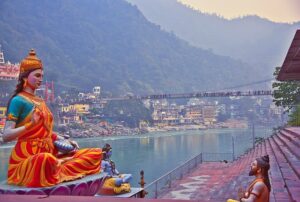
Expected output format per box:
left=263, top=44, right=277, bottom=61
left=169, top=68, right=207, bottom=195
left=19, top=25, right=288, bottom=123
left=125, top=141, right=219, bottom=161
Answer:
left=249, top=160, right=260, bottom=176
left=27, top=69, right=43, bottom=89
left=107, top=150, right=112, bottom=158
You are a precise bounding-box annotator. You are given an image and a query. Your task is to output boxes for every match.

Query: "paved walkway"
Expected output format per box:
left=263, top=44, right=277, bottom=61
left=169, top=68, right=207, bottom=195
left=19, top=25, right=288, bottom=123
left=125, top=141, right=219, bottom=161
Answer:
left=0, top=194, right=199, bottom=202
left=160, top=127, right=300, bottom=202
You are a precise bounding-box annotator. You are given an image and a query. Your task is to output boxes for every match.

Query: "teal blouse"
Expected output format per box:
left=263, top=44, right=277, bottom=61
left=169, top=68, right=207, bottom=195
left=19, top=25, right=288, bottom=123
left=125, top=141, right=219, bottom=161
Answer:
left=7, top=95, right=34, bottom=124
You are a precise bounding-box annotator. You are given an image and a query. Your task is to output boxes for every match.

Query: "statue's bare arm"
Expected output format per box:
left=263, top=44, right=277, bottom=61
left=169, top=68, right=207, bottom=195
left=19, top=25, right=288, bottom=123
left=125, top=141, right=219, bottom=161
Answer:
left=241, top=182, right=265, bottom=202
left=2, top=109, right=43, bottom=142
left=2, top=120, right=26, bottom=142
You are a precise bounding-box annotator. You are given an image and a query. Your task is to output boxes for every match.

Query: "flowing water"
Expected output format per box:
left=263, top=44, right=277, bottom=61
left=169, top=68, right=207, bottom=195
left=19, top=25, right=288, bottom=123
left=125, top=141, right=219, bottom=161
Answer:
left=0, top=127, right=272, bottom=186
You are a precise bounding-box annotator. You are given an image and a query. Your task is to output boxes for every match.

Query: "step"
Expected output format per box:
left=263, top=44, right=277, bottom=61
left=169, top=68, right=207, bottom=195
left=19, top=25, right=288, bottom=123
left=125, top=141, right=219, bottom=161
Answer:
left=266, top=139, right=294, bottom=202
left=280, top=130, right=300, bottom=148
left=277, top=132, right=300, bottom=160
left=273, top=134, right=300, bottom=178
left=284, top=127, right=300, bottom=138
left=268, top=137, right=299, bottom=201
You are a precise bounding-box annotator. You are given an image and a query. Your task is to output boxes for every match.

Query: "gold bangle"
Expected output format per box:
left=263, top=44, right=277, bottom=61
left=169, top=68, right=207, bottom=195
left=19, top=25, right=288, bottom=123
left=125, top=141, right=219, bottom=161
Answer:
left=24, top=122, right=33, bottom=130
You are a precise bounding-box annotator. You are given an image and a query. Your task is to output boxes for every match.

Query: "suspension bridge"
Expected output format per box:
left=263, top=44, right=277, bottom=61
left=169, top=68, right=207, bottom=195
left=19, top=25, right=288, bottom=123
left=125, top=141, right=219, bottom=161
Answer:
left=102, top=90, right=273, bottom=101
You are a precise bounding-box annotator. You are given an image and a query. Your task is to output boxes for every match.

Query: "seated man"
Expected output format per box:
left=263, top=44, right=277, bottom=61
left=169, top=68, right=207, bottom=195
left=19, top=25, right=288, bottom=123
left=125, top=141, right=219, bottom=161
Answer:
left=99, top=144, right=132, bottom=194
left=228, top=155, right=271, bottom=202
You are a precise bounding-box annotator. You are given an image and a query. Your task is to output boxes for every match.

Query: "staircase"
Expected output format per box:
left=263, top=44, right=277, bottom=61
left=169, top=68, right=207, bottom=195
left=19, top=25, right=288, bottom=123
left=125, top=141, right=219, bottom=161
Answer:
left=161, top=127, right=300, bottom=202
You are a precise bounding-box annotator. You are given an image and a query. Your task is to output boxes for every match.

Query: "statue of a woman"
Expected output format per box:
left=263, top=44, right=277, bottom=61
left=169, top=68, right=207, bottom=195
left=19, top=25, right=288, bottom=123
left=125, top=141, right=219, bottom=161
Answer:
left=2, top=50, right=102, bottom=187
left=100, top=144, right=132, bottom=194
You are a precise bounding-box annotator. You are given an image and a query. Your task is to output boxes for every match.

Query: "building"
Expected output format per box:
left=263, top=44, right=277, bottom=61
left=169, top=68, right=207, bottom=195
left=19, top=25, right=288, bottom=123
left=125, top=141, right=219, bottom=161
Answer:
left=0, top=46, right=19, bottom=80
left=185, top=105, right=202, bottom=124
left=202, top=105, right=217, bottom=125
left=73, top=103, right=90, bottom=115
left=0, top=107, right=7, bottom=130
left=58, top=103, right=90, bottom=125
left=152, top=101, right=181, bottom=126
left=93, top=86, right=101, bottom=96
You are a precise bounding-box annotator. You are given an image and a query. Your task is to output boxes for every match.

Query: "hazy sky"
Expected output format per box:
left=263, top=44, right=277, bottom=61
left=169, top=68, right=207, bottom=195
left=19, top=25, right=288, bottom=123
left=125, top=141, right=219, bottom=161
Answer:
left=179, top=0, right=300, bottom=23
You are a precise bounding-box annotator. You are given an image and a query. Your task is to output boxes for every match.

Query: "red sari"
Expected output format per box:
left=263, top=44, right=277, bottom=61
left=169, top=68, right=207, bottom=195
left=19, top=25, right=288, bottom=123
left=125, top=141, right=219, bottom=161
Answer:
left=7, top=92, right=102, bottom=187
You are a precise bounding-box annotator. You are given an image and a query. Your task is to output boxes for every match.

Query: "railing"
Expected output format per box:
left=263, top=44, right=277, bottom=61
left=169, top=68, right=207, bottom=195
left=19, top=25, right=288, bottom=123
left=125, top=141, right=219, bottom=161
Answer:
left=144, top=118, right=289, bottom=199
left=202, top=152, right=233, bottom=162
left=231, top=119, right=287, bottom=160
left=145, top=152, right=203, bottom=198
left=144, top=152, right=235, bottom=198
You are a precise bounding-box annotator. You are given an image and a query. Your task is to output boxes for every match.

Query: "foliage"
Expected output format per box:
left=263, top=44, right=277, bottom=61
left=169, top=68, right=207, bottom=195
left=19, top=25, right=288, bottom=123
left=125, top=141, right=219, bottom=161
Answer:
left=0, top=0, right=256, bottom=95
left=288, top=105, right=300, bottom=126
left=102, top=99, right=153, bottom=128
left=69, top=122, right=84, bottom=130
left=272, top=67, right=300, bottom=109
left=272, top=66, right=300, bottom=126
left=254, top=137, right=264, bottom=145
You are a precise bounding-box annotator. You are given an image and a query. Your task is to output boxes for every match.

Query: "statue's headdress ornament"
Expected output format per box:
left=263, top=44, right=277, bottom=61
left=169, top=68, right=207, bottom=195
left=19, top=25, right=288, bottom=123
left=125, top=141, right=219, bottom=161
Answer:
left=20, top=49, right=43, bottom=74
left=256, top=155, right=270, bottom=169
left=102, top=143, right=112, bottom=152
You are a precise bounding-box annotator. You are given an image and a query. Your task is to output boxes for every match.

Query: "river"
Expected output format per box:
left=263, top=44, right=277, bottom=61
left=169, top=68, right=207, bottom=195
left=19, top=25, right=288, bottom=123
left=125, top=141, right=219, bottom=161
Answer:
left=0, top=127, right=272, bottom=186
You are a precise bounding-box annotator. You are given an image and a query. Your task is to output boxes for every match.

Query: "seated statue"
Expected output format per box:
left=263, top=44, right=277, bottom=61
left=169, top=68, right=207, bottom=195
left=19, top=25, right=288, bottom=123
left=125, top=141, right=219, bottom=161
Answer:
left=99, top=144, right=132, bottom=194
left=2, top=50, right=102, bottom=187
left=227, top=155, right=271, bottom=202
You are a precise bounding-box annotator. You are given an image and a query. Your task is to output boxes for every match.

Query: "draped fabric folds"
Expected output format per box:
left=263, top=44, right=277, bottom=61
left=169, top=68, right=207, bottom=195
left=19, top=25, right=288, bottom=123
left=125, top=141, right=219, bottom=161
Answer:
left=7, top=92, right=102, bottom=187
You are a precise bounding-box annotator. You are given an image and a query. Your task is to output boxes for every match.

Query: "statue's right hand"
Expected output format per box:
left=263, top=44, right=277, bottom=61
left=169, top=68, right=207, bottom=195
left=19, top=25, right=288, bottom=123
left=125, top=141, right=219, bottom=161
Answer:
left=31, top=107, right=43, bottom=124
left=237, top=187, right=245, bottom=199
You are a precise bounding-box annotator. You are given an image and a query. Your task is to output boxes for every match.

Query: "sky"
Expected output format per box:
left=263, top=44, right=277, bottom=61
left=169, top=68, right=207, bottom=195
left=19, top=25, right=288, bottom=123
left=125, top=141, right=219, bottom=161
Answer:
left=178, top=0, right=300, bottom=23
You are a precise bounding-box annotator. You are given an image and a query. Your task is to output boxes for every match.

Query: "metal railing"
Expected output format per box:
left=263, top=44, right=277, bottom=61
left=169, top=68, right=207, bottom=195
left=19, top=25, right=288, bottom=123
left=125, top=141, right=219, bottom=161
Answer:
left=144, top=152, right=235, bottom=198
left=202, top=152, right=233, bottom=162
left=144, top=118, right=290, bottom=199
left=145, top=152, right=203, bottom=198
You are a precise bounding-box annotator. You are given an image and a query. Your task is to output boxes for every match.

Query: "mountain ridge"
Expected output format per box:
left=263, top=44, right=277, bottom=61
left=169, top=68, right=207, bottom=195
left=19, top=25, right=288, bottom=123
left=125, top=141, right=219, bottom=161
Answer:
left=126, top=0, right=299, bottom=69
left=0, top=0, right=268, bottom=95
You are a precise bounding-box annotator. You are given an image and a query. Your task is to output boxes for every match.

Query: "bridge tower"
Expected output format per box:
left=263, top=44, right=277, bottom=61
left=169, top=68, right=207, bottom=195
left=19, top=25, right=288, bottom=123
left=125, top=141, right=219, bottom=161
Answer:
left=38, top=81, right=55, bottom=103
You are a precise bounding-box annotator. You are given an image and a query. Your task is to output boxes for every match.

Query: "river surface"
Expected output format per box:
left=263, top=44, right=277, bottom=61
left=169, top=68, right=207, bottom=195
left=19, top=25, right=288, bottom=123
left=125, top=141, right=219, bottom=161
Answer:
left=0, top=127, right=272, bottom=186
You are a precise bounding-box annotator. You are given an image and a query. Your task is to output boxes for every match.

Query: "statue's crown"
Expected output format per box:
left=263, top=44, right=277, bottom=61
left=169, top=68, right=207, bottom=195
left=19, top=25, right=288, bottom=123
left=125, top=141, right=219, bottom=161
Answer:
left=20, top=49, right=43, bottom=74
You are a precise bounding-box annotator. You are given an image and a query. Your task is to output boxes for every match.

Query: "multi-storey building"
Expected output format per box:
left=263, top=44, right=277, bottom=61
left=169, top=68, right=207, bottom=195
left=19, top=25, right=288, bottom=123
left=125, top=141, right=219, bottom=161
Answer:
left=0, top=47, right=19, bottom=80
left=202, top=105, right=217, bottom=125
left=152, top=99, right=218, bottom=126
left=0, top=106, right=6, bottom=130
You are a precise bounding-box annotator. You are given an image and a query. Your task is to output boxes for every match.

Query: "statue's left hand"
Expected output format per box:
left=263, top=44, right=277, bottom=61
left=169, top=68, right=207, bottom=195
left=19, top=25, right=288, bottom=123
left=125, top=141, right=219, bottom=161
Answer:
left=69, top=140, right=80, bottom=150
left=237, top=187, right=245, bottom=199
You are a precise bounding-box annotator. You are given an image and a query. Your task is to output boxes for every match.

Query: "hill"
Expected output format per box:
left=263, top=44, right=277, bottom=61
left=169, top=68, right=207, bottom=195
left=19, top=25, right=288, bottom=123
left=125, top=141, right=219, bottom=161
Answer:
left=0, top=0, right=263, bottom=95
left=126, top=0, right=299, bottom=71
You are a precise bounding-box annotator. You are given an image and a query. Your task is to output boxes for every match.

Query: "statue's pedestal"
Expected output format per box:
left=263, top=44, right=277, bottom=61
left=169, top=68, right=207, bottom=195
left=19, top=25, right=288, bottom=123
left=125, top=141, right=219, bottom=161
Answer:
left=95, top=187, right=143, bottom=198
left=0, top=173, right=106, bottom=196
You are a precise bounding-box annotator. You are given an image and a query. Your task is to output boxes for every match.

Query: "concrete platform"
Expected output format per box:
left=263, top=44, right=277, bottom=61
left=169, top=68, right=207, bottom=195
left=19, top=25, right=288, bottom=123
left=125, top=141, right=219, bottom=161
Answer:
left=96, top=187, right=144, bottom=198
left=0, top=194, right=200, bottom=202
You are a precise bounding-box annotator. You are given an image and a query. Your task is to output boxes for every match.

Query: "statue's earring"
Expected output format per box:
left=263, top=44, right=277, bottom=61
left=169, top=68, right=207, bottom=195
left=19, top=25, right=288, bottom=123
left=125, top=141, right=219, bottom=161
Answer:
left=23, top=79, right=28, bottom=88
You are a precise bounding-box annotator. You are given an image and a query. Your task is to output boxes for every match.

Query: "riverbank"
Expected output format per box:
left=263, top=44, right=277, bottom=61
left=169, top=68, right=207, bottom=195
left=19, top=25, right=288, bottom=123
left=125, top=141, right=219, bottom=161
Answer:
left=60, top=119, right=249, bottom=138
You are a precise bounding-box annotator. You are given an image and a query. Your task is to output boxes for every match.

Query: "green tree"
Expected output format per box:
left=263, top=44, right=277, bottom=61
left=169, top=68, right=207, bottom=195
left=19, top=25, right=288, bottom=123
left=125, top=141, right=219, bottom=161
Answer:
left=288, top=105, right=300, bottom=126
left=102, top=100, right=153, bottom=128
left=272, top=67, right=300, bottom=108
left=272, top=66, right=300, bottom=126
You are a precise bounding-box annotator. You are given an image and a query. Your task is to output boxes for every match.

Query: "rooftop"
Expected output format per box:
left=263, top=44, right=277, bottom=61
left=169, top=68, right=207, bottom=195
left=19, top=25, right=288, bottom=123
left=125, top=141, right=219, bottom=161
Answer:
left=278, top=29, right=300, bottom=81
